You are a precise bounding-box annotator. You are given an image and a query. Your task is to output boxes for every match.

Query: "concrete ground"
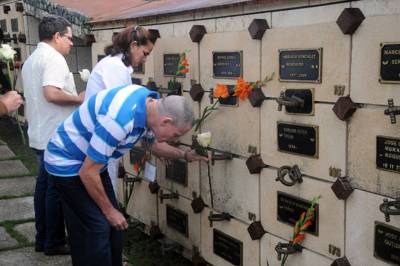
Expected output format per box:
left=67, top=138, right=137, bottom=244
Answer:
left=0, top=142, right=71, bottom=266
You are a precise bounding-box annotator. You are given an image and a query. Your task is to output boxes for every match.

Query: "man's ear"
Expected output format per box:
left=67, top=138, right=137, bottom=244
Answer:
left=161, top=116, right=173, bottom=126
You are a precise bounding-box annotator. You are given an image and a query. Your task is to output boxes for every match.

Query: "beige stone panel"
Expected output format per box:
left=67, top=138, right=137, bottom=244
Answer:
left=125, top=179, right=158, bottom=227
left=173, top=20, right=216, bottom=37
left=309, top=0, right=349, bottom=6
left=152, top=24, right=174, bottom=38
left=261, top=233, right=333, bottom=266
left=216, top=13, right=271, bottom=33
left=116, top=177, right=124, bottom=204
left=200, top=158, right=259, bottom=223
left=199, top=31, right=260, bottom=156
left=91, top=42, right=107, bottom=67
left=260, top=168, right=345, bottom=259
left=261, top=102, right=346, bottom=180
left=157, top=158, right=200, bottom=200
left=348, top=107, right=400, bottom=198
left=155, top=12, right=195, bottom=24
left=152, top=36, right=199, bottom=144
left=153, top=36, right=199, bottom=88
left=351, top=14, right=400, bottom=105
left=200, top=207, right=260, bottom=266
left=353, top=0, right=400, bottom=17
left=346, top=189, right=400, bottom=266
left=261, top=23, right=351, bottom=103
left=271, top=2, right=350, bottom=28
left=158, top=190, right=200, bottom=251
left=178, top=90, right=200, bottom=145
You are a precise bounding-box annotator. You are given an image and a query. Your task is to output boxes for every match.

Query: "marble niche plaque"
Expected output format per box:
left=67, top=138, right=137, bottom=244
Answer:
left=213, top=229, right=243, bottom=266
left=277, top=122, right=319, bottom=158
left=279, top=48, right=322, bottom=83
left=164, top=53, right=184, bottom=77
left=166, top=204, right=188, bottom=237
left=377, top=136, right=400, bottom=173
left=374, top=221, right=400, bottom=265
left=380, top=43, right=400, bottom=83
left=213, top=51, right=242, bottom=79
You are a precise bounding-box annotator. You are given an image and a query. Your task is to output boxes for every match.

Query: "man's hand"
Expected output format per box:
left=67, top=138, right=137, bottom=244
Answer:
left=104, top=208, right=128, bottom=230
left=78, top=91, right=85, bottom=103
left=185, top=149, right=209, bottom=162
left=0, top=91, right=23, bottom=113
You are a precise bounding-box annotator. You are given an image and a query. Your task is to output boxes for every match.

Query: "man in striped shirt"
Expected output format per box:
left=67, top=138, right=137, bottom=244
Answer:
left=44, top=84, right=205, bottom=265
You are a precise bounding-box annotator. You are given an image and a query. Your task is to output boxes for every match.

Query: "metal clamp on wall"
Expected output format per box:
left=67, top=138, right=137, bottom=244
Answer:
left=384, top=98, right=400, bottom=124
left=159, top=189, right=179, bottom=203
left=211, top=150, right=234, bottom=165
left=276, top=91, right=304, bottom=111
left=276, top=165, right=303, bottom=186
left=275, top=242, right=302, bottom=261
left=380, top=198, right=400, bottom=222
left=208, top=211, right=232, bottom=227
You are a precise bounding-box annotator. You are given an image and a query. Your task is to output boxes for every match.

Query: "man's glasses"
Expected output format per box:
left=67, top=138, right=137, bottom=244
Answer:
left=61, top=34, right=73, bottom=42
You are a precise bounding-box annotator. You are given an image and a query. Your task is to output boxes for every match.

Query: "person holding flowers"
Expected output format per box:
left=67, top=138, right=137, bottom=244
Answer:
left=21, top=15, right=85, bottom=256
left=0, top=90, right=23, bottom=116
left=84, top=25, right=157, bottom=193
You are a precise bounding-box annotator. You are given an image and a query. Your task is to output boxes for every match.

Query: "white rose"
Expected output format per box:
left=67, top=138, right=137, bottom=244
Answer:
left=197, top=131, right=212, bottom=148
left=79, top=69, right=91, bottom=82
left=0, top=44, right=17, bottom=61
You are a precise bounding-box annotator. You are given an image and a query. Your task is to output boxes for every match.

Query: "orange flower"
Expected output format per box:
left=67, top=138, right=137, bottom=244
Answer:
left=299, top=212, right=306, bottom=222
left=181, top=58, right=189, bottom=67
left=133, top=163, right=140, bottom=173
left=293, top=233, right=305, bottom=244
left=180, top=68, right=189, bottom=74
left=300, top=220, right=313, bottom=231
left=233, top=77, right=252, bottom=100
left=214, top=84, right=229, bottom=98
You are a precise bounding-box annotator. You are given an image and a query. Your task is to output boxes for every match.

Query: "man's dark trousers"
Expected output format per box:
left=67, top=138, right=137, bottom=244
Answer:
left=52, top=171, right=123, bottom=266
left=33, top=149, right=66, bottom=251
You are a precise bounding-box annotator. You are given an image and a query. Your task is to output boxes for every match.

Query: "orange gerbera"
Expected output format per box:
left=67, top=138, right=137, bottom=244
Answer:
left=300, top=220, right=313, bottom=231
left=214, top=84, right=229, bottom=98
left=293, top=233, right=305, bottom=244
left=181, top=58, right=189, bottom=67
left=180, top=68, right=189, bottom=74
left=233, top=77, right=252, bottom=100
left=133, top=163, right=140, bottom=173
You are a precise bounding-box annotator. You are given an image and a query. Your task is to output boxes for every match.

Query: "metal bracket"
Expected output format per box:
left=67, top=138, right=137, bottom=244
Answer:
left=209, top=88, right=214, bottom=104
left=248, top=145, right=258, bottom=154
left=329, top=244, right=341, bottom=257
left=384, top=98, right=400, bottom=124
left=211, top=150, right=234, bottom=165
left=208, top=211, right=232, bottom=227
left=159, top=189, right=179, bottom=204
left=275, top=242, right=302, bottom=261
left=248, top=212, right=256, bottom=221
left=380, top=198, right=400, bottom=222
left=276, top=165, right=303, bottom=186
left=276, top=91, right=304, bottom=111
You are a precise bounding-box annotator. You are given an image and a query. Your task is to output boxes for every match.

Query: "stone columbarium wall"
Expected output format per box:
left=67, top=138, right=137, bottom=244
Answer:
left=90, top=0, right=400, bottom=265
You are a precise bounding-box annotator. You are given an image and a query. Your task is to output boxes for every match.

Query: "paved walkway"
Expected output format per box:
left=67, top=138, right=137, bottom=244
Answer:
left=0, top=142, right=71, bottom=265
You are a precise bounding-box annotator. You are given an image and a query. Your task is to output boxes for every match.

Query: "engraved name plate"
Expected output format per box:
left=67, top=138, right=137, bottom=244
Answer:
left=277, top=191, right=319, bottom=235
left=277, top=122, right=319, bottom=158
left=213, top=229, right=243, bottom=265
left=279, top=48, right=322, bottom=83
left=164, top=54, right=184, bottom=77
left=377, top=136, right=400, bottom=173
left=213, top=51, right=243, bottom=79
left=374, top=221, right=400, bottom=265
left=380, top=43, right=400, bottom=83
left=165, top=159, right=188, bottom=186
left=166, top=205, right=188, bottom=237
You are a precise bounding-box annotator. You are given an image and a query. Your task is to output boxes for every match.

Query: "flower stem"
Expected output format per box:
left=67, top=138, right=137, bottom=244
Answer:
left=6, top=61, right=26, bottom=145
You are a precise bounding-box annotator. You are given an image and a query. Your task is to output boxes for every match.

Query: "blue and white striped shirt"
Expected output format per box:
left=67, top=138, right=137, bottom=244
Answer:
left=44, top=85, right=159, bottom=177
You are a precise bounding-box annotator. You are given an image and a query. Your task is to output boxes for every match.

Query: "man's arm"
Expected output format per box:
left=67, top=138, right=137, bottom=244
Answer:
left=151, top=141, right=208, bottom=162
left=78, top=157, right=128, bottom=230
left=43, top=85, right=85, bottom=105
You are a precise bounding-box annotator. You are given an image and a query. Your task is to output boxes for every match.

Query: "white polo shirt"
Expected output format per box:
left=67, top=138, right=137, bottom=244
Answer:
left=84, top=53, right=133, bottom=100
left=22, top=42, right=78, bottom=150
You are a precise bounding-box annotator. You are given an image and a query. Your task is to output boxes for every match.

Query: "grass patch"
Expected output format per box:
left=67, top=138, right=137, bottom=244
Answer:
left=0, top=117, right=37, bottom=176
left=0, top=218, right=35, bottom=251
left=0, top=193, right=34, bottom=200
left=123, top=226, right=192, bottom=266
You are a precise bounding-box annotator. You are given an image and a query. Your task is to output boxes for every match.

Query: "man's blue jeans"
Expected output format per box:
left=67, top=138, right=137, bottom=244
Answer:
left=33, top=149, right=66, bottom=250
left=51, top=171, right=123, bottom=266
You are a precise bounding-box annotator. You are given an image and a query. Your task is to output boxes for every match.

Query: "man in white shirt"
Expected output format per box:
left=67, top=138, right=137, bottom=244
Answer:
left=22, top=15, right=84, bottom=256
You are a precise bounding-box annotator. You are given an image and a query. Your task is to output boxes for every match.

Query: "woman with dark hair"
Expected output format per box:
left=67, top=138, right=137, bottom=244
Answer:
left=84, top=25, right=155, bottom=194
